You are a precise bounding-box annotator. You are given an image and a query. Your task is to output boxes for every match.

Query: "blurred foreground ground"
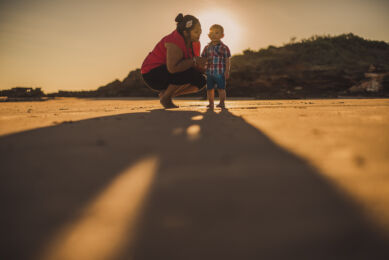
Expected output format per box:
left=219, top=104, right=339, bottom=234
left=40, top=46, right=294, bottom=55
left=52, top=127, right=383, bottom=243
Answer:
left=1, top=98, right=388, bottom=259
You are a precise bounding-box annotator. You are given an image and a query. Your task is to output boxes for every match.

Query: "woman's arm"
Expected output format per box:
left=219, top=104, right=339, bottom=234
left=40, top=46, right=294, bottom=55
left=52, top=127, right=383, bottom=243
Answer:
left=165, top=43, right=194, bottom=74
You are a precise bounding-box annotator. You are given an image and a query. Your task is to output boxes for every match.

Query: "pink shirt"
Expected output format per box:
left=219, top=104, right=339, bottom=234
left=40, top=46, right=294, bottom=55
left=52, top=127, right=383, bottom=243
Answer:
left=141, top=30, right=200, bottom=74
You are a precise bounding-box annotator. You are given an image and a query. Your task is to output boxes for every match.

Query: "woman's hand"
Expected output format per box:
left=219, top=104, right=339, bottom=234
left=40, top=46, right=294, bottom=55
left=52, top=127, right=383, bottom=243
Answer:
left=194, top=57, right=207, bottom=68
left=193, top=57, right=207, bottom=73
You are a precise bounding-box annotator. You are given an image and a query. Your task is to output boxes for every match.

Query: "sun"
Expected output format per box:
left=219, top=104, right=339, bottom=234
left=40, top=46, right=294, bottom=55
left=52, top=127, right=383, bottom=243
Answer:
left=197, top=9, right=243, bottom=55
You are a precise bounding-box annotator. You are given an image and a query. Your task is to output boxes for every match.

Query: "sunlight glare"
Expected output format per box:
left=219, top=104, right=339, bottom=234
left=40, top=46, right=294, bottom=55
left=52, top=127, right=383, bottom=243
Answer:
left=191, top=115, right=204, bottom=121
left=198, top=9, right=243, bottom=55
left=187, top=124, right=201, bottom=141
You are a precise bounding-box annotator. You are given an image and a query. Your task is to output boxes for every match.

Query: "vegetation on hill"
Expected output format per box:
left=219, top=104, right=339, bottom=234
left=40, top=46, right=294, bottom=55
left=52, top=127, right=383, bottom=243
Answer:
left=228, top=33, right=389, bottom=98
left=0, top=87, right=47, bottom=101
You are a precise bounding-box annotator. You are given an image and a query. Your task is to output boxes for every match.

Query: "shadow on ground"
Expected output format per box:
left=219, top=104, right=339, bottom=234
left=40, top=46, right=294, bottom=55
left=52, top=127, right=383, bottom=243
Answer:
left=0, top=108, right=388, bottom=260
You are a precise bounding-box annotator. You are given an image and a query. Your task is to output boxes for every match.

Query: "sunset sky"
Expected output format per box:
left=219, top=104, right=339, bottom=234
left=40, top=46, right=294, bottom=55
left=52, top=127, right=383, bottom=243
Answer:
left=0, top=0, right=388, bottom=93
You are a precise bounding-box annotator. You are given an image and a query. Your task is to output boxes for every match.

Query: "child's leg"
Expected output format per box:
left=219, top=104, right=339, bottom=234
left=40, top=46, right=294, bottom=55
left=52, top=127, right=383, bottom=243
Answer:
left=207, top=89, right=215, bottom=107
left=206, top=74, right=215, bottom=107
left=217, top=89, right=226, bottom=105
left=215, top=74, right=226, bottom=107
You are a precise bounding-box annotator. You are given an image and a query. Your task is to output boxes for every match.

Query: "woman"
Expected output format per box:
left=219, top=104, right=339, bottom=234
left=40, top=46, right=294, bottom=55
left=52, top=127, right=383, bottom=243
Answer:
left=141, top=13, right=207, bottom=108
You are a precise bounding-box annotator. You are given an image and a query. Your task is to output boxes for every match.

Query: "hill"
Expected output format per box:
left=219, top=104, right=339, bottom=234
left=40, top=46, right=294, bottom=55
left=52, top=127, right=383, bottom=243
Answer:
left=3, top=33, right=388, bottom=99
left=92, top=33, right=388, bottom=98
left=228, top=33, right=389, bottom=98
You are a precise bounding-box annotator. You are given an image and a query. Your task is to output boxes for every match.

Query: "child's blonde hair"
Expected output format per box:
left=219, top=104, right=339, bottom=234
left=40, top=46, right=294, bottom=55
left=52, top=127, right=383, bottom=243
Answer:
left=210, top=24, right=224, bottom=34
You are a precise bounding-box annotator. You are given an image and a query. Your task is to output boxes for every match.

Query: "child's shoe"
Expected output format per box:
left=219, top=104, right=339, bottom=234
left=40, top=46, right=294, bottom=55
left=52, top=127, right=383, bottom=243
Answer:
left=216, top=103, right=225, bottom=109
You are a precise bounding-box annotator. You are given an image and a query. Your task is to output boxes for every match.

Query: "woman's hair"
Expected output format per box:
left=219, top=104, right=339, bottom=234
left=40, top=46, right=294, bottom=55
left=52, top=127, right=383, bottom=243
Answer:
left=175, top=13, right=200, bottom=36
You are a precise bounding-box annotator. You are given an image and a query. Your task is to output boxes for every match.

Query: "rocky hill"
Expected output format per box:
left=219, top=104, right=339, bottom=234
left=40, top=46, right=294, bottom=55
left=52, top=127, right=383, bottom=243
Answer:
left=91, top=33, right=389, bottom=98
left=228, top=33, right=389, bottom=98
left=95, top=69, right=154, bottom=97
left=5, top=33, right=388, bottom=99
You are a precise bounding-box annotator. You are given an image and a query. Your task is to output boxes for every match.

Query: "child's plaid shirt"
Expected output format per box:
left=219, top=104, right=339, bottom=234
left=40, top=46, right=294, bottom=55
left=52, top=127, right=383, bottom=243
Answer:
left=201, top=41, right=231, bottom=75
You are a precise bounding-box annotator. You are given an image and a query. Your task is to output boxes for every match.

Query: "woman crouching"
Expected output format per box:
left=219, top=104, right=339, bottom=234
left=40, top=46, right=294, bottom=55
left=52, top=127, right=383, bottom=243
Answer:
left=141, top=13, right=207, bottom=108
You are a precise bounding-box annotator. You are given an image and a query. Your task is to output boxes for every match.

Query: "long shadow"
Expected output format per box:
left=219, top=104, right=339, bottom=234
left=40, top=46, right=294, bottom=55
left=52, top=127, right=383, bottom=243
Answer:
left=0, top=108, right=388, bottom=260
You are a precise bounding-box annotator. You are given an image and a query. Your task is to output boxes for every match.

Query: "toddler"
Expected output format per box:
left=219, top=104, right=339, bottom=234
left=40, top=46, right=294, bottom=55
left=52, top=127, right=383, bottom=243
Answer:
left=201, top=24, right=231, bottom=108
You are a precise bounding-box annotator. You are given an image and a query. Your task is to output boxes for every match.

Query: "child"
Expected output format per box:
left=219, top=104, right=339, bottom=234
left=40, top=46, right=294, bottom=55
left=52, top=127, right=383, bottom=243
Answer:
left=201, top=24, right=231, bottom=109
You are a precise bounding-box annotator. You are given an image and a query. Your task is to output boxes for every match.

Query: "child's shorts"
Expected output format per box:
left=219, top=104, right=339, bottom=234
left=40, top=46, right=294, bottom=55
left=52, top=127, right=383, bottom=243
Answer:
left=206, top=73, right=226, bottom=90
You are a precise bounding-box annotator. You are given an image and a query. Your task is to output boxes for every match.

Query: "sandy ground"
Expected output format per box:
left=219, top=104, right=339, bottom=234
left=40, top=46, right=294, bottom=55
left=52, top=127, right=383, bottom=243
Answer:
left=1, top=97, right=389, bottom=259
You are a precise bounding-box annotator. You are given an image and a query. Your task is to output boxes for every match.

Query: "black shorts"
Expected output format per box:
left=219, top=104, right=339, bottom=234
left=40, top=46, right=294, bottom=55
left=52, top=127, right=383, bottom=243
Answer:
left=142, top=65, right=206, bottom=92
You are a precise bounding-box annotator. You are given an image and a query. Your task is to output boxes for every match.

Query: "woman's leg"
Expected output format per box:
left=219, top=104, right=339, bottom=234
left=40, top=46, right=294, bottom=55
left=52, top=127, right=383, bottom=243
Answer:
left=173, top=84, right=199, bottom=97
left=160, top=84, right=202, bottom=108
left=167, top=68, right=205, bottom=98
left=158, top=90, right=165, bottom=98
left=161, top=84, right=195, bottom=108
left=160, top=84, right=181, bottom=108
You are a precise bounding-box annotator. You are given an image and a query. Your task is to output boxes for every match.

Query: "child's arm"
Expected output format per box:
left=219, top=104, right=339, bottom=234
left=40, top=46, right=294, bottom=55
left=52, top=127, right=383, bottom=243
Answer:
left=225, top=57, right=230, bottom=79
left=224, top=45, right=231, bottom=79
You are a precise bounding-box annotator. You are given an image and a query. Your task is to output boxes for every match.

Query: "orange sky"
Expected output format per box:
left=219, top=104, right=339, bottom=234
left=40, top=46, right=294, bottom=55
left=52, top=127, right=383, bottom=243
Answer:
left=0, top=0, right=388, bottom=93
